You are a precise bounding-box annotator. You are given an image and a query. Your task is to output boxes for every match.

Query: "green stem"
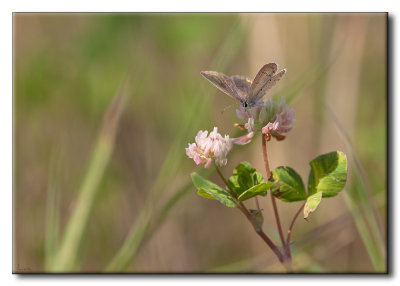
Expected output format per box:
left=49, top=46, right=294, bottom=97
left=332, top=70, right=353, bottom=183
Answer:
left=215, top=166, right=237, bottom=199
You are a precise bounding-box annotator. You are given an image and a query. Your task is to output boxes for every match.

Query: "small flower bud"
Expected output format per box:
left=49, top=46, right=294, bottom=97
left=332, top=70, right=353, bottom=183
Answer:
left=231, top=132, right=254, bottom=145
left=233, top=123, right=247, bottom=131
left=244, top=118, right=255, bottom=133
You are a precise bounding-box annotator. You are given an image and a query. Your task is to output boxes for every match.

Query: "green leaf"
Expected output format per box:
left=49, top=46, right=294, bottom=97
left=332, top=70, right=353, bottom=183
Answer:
left=304, top=192, right=322, bottom=219
left=228, top=161, right=265, bottom=197
left=237, top=182, right=272, bottom=201
left=271, top=166, right=307, bottom=202
left=308, top=151, right=347, bottom=198
left=197, top=189, right=216, bottom=199
left=191, top=172, right=237, bottom=208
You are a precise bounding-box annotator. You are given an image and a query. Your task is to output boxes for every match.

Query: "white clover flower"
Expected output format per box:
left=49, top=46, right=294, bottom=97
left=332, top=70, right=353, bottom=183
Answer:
left=186, top=127, right=233, bottom=168
left=185, top=143, right=201, bottom=164
left=186, top=127, right=255, bottom=168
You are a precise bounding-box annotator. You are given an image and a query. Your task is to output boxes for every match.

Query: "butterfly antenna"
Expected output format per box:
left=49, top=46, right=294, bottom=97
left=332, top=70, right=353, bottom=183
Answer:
left=220, top=103, right=236, bottom=115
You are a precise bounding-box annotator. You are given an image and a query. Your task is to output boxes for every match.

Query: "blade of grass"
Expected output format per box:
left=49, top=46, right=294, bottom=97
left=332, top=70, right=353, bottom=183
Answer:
left=142, top=19, right=247, bottom=203
left=44, top=150, right=62, bottom=269
left=105, top=204, right=151, bottom=272
left=210, top=18, right=246, bottom=72
left=276, top=19, right=347, bottom=106
left=105, top=20, right=248, bottom=272
left=326, top=101, right=385, bottom=241
left=105, top=177, right=203, bottom=272
left=352, top=174, right=386, bottom=257
left=326, top=102, right=386, bottom=272
left=154, top=17, right=246, bottom=189
left=275, top=47, right=343, bottom=106
left=50, top=80, right=129, bottom=272
left=105, top=98, right=209, bottom=272
left=343, top=185, right=385, bottom=271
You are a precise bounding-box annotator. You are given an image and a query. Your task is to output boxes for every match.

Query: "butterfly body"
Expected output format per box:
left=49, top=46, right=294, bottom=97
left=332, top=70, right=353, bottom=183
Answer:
left=201, top=63, right=286, bottom=108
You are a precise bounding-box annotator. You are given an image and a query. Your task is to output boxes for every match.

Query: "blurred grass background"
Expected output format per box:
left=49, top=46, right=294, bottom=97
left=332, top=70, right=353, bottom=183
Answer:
left=13, top=13, right=387, bottom=273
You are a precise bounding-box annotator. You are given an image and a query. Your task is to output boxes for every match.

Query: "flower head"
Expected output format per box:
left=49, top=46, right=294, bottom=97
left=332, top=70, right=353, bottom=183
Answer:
left=275, top=99, right=295, bottom=133
left=186, top=127, right=233, bottom=168
left=235, top=97, right=295, bottom=141
left=259, top=98, right=279, bottom=124
left=186, top=126, right=256, bottom=168
left=261, top=99, right=295, bottom=139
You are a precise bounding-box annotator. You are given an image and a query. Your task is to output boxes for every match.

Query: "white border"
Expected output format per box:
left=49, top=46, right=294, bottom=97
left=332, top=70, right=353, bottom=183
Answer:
left=1, top=0, right=397, bottom=284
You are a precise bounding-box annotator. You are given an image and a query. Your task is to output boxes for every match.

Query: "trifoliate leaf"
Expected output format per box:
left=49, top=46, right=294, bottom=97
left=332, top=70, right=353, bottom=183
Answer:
left=308, top=151, right=347, bottom=198
left=237, top=182, right=272, bottom=201
left=271, top=166, right=307, bottom=202
left=227, top=162, right=267, bottom=201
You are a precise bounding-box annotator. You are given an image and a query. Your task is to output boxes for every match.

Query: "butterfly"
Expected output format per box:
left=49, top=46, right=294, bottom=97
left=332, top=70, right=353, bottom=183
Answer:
left=200, top=63, right=286, bottom=108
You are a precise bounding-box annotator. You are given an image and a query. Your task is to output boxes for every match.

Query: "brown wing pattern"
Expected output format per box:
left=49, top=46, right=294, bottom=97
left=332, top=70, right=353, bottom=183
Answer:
left=200, top=71, right=243, bottom=103
left=230, top=75, right=252, bottom=99
left=201, top=63, right=285, bottom=107
left=249, top=63, right=278, bottom=98
left=251, top=69, right=286, bottom=103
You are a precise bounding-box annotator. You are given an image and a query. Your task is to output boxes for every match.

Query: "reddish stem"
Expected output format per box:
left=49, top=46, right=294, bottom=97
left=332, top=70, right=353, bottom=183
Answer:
left=286, top=202, right=306, bottom=247
left=261, top=135, right=272, bottom=179
left=215, top=166, right=284, bottom=263
left=271, top=193, right=286, bottom=249
left=261, top=136, right=286, bottom=249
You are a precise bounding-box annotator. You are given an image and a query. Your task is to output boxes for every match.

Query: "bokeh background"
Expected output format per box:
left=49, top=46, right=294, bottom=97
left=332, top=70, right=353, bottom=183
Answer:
left=13, top=13, right=387, bottom=273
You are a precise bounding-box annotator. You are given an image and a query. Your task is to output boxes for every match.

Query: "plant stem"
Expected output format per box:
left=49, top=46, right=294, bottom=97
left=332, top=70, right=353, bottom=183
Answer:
left=215, top=166, right=236, bottom=198
left=256, top=229, right=285, bottom=263
left=284, top=202, right=305, bottom=264
left=261, top=136, right=294, bottom=272
left=255, top=196, right=260, bottom=211
left=286, top=202, right=306, bottom=247
left=215, top=166, right=284, bottom=263
left=261, top=136, right=286, bottom=249
left=261, top=135, right=272, bottom=179
left=270, top=194, right=286, bottom=249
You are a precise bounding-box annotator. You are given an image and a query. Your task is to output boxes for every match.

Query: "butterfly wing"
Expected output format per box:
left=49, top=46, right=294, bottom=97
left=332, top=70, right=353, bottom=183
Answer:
left=201, top=71, right=244, bottom=103
left=230, top=75, right=252, bottom=99
left=247, top=63, right=286, bottom=106
left=248, top=63, right=278, bottom=100
left=251, top=69, right=286, bottom=103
